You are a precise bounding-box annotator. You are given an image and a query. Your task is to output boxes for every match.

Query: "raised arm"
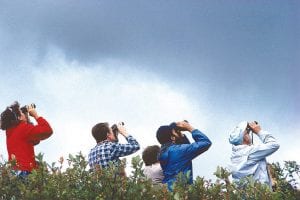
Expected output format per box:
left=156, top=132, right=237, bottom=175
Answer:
left=26, top=105, right=53, bottom=141
left=175, top=129, right=212, bottom=162
left=248, top=130, right=280, bottom=161
left=112, top=123, right=140, bottom=157
left=170, top=120, right=211, bottom=163
left=247, top=122, right=279, bottom=161
left=113, top=135, right=140, bottom=157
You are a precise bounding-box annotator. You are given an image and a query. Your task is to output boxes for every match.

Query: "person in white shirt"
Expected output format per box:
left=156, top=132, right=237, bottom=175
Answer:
left=142, top=145, right=164, bottom=184
left=229, top=121, right=280, bottom=190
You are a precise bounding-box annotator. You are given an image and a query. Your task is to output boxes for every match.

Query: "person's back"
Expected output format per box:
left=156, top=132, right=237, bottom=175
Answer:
left=229, top=121, right=279, bottom=189
left=6, top=120, right=52, bottom=171
left=159, top=142, right=193, bottom=185
left=143, top=163, right=164, bottom=184
left=142, top=145, right=164, bottom=184
left=1, top=102, right=53, bottom=172
left=88, top=122, right=140, bottom=170
left=156, top=121, right=212, bottom=190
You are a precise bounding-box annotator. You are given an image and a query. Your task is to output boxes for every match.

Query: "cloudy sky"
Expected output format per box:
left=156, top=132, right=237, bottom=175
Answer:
left=0, top=1, right=299, bottom=179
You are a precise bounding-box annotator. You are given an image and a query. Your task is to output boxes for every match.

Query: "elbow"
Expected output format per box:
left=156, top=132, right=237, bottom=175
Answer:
left=197, top=139, right=212, bottom=154
left=273, top=143, right=280, bottom=151
left=47, top=128, right=54, bottom=137
left=206, top=142, right=212, bottom=151
left=136, top=143, right=141, bottom=151
left=208, top=139, right=212, bottom=147
left=203, top=139, right=212, bottom=152
left=265, top=143, right=280, bottom=156
left=48, top=131, right=53, bottom=138
left=206, top=139, right=212, bottom=149
left=42, top=128, right=53, bottom=140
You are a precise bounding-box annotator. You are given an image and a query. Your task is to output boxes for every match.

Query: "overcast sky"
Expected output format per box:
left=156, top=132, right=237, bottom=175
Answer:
left=0, top=1, right=299, bottom=180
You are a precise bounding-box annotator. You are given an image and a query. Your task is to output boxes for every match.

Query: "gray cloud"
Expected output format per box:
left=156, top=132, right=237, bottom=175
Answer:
left=1, top=1, right=299, bottom=107
left=0, top=1, right=299, bottom=147
left=1, top=1, right=299, bottom=121
left=1, top=1, right=298, bottom=67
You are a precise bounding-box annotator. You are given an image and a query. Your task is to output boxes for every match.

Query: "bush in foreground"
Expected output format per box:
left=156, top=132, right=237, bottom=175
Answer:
left=0, top=153, right=299, bottom=200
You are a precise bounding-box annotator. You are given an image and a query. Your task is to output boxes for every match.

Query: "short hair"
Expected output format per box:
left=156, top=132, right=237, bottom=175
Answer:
left=0, top=101, right=21, bottom=130
left=91, top=122, right=110, bottom=143
left=156, top=125, right=173, bottom=144
left=142, top=145, right=161, bottom=166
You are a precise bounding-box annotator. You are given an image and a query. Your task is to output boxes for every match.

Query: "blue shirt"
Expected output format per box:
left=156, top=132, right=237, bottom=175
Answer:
left=159, top=129, right=212, bottom=190
left=229, top=130, right=280, bottom=189
left=88, top=135, right=140, bottom=169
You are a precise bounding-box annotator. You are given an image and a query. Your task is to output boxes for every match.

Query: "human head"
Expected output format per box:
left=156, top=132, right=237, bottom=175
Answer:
left=228, top=121, right=251, bottom=145
left=156, top=122, right=183, bottom=145
left=156, top=125, right=173, bottom=145
left=0, top=101, right=27, bottom=130
left=91, top=122, right=116, bottom=143
left=142, top=145, right=161, bottom=166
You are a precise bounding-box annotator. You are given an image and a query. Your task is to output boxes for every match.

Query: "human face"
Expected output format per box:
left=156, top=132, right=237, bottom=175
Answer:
left=243, top=129, right=251, bottom=145
left=18, top=109, right=28, bottom=122
left=107, top=127, right=117, bottom=142
left=171, top=129, right=183, bottom=143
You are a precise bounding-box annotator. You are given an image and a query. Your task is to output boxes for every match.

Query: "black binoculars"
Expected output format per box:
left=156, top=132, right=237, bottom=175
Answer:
left=20, top=103, right=36, bottom=114
left=111, top=122, right=124, bottom=142
left=173, top=120, right=189, bottom=132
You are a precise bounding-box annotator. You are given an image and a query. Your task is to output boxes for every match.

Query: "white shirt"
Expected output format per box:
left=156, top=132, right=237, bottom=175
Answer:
left=229, top=130, right=280, bottom=189
left=143, top=163, right=164, bottom=184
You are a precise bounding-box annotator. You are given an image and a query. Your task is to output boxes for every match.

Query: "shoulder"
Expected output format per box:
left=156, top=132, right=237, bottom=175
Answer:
left=232, top=145, right=252, bottom=155
left=9, top=122, right=33, bottom=135
left=92, top=141, right=115, bottom=150
left=169, top=143, right=190, bottom=151
left=18, top=121, right=33, bottom=128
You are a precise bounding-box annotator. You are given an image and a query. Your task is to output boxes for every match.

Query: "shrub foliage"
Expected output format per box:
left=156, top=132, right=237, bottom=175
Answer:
left=0, top=153, right=299, bottom=200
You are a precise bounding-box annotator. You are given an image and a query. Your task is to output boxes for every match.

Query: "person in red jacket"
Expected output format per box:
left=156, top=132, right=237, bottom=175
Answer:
left=0, top=101, right=53, bottom=176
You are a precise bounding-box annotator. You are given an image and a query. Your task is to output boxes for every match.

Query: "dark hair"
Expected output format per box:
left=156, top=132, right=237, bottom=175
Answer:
left=142, top=145, right=161, bottom=166
left=156, top=125, right=172, bottom=144
left=0, top=101, right=21, bottom=130
left=91, top=122, right=110, bottom=143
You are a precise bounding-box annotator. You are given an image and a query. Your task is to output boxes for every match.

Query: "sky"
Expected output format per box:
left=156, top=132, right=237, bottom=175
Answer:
left=0, top=1, right=299, bottom=180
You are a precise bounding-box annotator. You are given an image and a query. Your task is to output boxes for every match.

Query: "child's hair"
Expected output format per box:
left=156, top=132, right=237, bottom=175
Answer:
left=142, top=145, right=161, bottom=166
left=0, top=101, right=21, bottom=130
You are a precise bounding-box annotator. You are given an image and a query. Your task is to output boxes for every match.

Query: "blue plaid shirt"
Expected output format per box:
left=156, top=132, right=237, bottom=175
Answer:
left=88, top=135, right=140, bottom=169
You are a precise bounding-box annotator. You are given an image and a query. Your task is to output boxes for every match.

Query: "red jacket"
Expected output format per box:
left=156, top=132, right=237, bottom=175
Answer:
left=6, top=117, right=53, bottom=171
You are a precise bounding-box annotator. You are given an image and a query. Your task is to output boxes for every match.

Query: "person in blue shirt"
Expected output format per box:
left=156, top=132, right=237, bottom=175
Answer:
left=156, top=120, right=212, bottom=191
left=228, top=121, right=280, bottom=190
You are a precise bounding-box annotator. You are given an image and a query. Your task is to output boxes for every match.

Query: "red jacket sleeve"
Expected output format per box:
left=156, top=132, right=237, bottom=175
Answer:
left=26, top=117, right=53, bottom=141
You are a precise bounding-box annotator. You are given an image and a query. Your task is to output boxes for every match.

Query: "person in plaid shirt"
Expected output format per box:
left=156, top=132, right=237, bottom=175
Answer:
left=88, top=122, right=140, bottom=170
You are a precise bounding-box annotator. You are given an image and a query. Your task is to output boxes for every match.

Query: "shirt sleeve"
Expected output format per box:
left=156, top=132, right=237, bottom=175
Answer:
left=25, top=117, right=53, bottom=141
left=112, top=135, right=140, bottom=157
left=173, top=129, right=212, bottom=163
left=247, top=130, right=280, bottom=162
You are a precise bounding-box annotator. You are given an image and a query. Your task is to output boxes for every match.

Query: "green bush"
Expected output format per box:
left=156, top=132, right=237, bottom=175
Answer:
left=0, top=153, right=299, bottom=200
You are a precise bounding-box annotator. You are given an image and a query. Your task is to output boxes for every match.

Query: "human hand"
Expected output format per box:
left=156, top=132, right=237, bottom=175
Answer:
left=248, top=121, right=261, bottom=134
left=176, top=120, right=195, bottom=132
left=27, top=104, right=39, bottom=119
left=117, top=122, right=128, bottom=137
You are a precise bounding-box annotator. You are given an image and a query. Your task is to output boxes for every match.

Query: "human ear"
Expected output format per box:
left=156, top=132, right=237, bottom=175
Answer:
left=171, top=135, right=176, bottom=142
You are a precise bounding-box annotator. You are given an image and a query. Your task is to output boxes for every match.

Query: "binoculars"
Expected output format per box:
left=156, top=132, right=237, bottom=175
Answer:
left=20, top=103, right=36, bottom=114
left=111, top=122, right=124, bottom=142
left=173, top=120, right=189, bottom=132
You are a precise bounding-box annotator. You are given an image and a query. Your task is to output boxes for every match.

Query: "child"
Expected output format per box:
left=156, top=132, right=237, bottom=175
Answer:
left=142, top=145, right=164, bottom=184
